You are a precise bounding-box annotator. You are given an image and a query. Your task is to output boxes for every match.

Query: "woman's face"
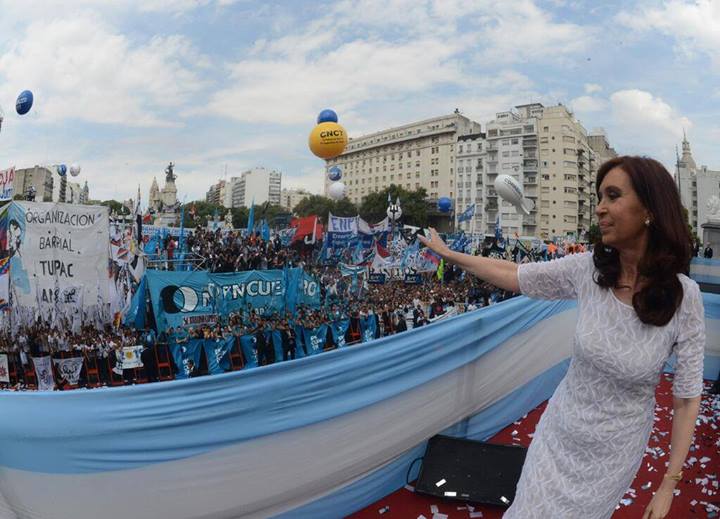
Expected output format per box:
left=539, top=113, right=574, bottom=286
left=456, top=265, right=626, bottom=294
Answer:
left=595, top=167, right=650, bottom=250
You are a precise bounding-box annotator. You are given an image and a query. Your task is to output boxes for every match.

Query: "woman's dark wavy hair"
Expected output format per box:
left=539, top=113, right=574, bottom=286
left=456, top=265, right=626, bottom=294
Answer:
left=593, top=156, right=691, bottom=326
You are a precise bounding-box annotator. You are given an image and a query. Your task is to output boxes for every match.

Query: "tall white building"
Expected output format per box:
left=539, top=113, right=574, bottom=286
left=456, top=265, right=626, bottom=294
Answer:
left=231, top=167, right=282, bottom=208
left=324, top=113, right=482, bottom=206
left=483, top=104, right=543, bottom=237
left=677, top=134, right=720, bottom=235
left=455, top=132, right=487, bottom=233
left=536, top=104, right=597, bottom=240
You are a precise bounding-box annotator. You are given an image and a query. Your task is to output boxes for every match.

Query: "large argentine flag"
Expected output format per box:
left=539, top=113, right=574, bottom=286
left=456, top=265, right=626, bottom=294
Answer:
left=0, top=294, right=717, bottom=519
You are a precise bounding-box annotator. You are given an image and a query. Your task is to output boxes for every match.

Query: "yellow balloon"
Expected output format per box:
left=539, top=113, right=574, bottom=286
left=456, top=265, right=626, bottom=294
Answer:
left=308, top=122, right=348, bottom=159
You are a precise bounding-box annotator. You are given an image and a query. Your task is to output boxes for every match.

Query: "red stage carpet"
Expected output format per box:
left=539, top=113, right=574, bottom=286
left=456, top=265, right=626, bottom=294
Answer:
left=349, top=374, right=719, bottom=519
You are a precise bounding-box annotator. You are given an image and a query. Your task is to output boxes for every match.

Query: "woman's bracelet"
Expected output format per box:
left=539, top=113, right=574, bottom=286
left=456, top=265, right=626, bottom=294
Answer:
left=663, top=471, right=683, bottom=482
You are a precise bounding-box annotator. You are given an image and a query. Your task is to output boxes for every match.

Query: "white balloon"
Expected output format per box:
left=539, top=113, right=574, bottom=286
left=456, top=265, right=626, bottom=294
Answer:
left=493, top=174, right=534, bottom=215
left=69, top=163, right=81, bottom=176
left=328, top=181, right=346, bottom=200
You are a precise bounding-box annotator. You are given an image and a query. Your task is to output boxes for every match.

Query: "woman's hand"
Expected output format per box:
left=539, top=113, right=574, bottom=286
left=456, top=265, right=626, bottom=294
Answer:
left=641, top=485, right=674, bottom=519
left=417, top=227, right=451, bottom=258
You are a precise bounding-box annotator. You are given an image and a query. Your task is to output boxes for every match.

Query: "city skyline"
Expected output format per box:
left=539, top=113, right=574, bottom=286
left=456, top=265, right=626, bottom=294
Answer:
left=0, top=0, right=718, bottom=204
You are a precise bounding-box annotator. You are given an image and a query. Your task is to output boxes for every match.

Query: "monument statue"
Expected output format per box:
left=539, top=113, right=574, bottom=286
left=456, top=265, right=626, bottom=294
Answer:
left=150, top=161, right=180, bottom=226
left=225, top=209, right=234, bottom=229
left=707, top=195, right=720, bottom=223
left=165, top=162, right=176, bottom=183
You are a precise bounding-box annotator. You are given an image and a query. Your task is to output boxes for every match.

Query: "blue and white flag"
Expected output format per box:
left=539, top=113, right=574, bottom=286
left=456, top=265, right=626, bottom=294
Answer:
left=360, top=316, right=377, bottom=343
left=239, top=335, right=258, bottom=369
left=457, top=203, right=475, bottom=223
left=302, top=325, right=328, bottom=355
left=205, top=337, right=233, bottom=375
left=331, top=319, right=350, bottom=348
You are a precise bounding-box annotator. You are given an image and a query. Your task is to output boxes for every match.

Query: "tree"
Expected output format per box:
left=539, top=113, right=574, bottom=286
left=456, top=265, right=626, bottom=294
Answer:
left=359, top=185, right=430, bottom=227
left=682, top=206, right=701, bottom=248
left=99, top=199, right=127, bottom=215
left=587, top=223, right=601, bottom=244
left=293, top=195, right=358, bottom=223
left=180, top=201, right=224, bottom=228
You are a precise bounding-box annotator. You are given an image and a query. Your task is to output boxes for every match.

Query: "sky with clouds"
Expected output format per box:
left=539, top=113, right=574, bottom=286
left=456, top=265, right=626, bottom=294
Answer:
left=0, top=0, right=717, bottom=204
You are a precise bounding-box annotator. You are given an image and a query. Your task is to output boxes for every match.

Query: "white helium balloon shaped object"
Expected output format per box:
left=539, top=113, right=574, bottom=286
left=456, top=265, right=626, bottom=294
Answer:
left=328, top=181, right=346, bottom=200
left=494, top=174, right=535, bottom=215
left=69, top=163, right=81, bottom=176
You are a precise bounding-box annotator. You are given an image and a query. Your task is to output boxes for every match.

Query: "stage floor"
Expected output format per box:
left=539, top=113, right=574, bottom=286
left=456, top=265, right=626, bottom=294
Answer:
left=349, top=374, right=719, bottom=519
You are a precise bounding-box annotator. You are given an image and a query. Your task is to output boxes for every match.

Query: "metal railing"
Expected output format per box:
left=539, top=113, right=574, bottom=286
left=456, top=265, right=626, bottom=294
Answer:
left=145, top=252, right=208, bottom=271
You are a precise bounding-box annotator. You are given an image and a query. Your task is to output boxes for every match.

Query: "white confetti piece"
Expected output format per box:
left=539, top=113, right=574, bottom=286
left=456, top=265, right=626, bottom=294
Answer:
left=430, top=505, right=439, bottom=514
left=435, top=479, right=446, bottom=487
left=469, top=513, right=484, bottom=518
left=443, top=491, right=456, bottom=497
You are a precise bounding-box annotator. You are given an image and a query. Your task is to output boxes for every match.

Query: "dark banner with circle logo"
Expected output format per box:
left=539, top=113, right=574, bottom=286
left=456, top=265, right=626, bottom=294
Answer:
left=145, top=268, right=320, bottom=331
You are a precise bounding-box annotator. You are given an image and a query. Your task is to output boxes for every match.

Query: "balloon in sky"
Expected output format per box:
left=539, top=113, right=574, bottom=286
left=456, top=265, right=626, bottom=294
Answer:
left=317, top=109, right=339, bottom=124
left=327, top=166, right=342, bottom=182
left=69, top=163, right=81, bottom=177
left=494, top=174, right=534, bottom=215
left=15, top=90, right=34, bottom=115
left=57, top=164, right=67, bottom=177
left=437, top=197, right=452, bottom=213
left=309, top=121, right=348, bottom=160
left=327, top=181, right=346, bottom=201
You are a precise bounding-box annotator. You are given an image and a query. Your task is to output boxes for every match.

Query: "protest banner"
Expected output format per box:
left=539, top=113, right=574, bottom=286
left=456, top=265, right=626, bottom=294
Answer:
left=2, top=201, right=110, bottom=311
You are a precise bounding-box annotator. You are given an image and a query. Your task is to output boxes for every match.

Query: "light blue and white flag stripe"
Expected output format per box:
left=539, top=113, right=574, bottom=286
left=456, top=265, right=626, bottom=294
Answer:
left=0, top=292, right=716, bottom=519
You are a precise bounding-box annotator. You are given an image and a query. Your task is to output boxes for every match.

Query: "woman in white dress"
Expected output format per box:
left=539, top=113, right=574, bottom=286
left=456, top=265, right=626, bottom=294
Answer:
left=419, top=156, right=705, bottom=519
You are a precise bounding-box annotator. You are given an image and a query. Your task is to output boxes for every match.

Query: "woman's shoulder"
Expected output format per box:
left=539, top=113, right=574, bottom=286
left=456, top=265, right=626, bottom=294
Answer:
left=676, top=273, right=701, bottom=299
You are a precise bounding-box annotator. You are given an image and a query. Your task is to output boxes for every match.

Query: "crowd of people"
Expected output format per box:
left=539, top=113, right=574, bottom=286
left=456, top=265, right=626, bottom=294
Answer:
left=0, top=229, right=584, bottom=391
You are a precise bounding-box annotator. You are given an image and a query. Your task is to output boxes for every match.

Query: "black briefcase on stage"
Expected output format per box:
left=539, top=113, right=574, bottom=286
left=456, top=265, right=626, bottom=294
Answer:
left=414, top=435, right=527, bottom=507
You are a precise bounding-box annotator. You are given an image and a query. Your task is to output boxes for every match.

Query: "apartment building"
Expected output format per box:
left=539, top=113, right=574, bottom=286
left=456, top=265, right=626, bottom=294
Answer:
left=324, top=113, right=482, bottom=206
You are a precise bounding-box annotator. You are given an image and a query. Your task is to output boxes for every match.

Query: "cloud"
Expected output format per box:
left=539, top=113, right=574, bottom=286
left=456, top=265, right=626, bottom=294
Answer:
left=283, top=168, right=325, bottom=195
left=603, top=89, right=692, bottom=166
left=205, top=0, right=589, bottom=127
left=0, top=14, right=209, bottom=127
left=617, top=0, right=720, bottom=66
left=584, top=83, right=602, bottom=94
left=206, top=37, right=465, bottom=125
left=569, top=95, right=608, bottom=113
left=610, top=89, right=690, bottom=137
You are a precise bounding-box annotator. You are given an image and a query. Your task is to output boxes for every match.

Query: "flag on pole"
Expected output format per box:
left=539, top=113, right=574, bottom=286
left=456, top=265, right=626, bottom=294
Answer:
left=494, top=214, right=503, bottom=241
left=246, top=197, right=256, bottom=236
left=458, top=203, right=476, bottom=223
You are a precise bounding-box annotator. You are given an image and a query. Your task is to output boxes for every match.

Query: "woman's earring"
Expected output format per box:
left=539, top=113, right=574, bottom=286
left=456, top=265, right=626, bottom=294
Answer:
left=644, top=218, right=651, bottom=227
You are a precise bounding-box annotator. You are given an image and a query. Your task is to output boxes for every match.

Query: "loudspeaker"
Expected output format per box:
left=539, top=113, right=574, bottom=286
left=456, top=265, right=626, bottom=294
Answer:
left=414, top=435, right=527, bottom=507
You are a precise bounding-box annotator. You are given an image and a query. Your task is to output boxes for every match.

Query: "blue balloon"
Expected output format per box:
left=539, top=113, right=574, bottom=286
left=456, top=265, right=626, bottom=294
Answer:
left=328, top=166, right=342, bottom=182
left=317, top=109, right=338, bottom=124
left=437, top=196, right=452, bottom=213
left=57, top=164, right=67, bottom=177
left=15, top=90, right=34, bottom=115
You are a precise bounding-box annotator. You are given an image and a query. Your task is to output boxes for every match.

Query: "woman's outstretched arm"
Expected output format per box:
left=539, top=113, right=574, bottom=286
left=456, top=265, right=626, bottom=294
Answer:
left=418, top=228, right=520, bottom=293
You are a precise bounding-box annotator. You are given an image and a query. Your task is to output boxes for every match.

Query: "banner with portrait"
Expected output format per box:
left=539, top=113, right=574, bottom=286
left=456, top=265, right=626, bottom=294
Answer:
left=2, top=201, right=109, bottom=312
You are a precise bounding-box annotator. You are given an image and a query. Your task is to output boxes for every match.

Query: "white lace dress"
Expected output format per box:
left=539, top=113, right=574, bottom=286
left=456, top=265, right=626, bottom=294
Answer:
left=503, top=252, right=705, bottom=519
